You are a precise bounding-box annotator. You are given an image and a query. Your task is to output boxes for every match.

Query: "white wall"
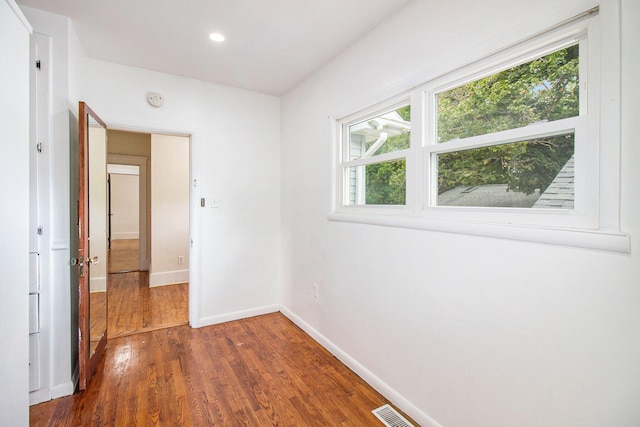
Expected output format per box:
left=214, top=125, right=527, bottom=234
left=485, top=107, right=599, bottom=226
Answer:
left=74, top=58, right=282, bottom=325
left=0, top=1, right=31, bottom=425
left=110, top=172, right=140, bottom=240
left=280, top=0, right=640, bottom=426
left=150, top=134, right=189, bottom=287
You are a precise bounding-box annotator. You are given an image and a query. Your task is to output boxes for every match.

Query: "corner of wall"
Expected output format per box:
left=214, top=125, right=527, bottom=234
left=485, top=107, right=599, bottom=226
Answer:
left=279, top=305, right=442, bottom=427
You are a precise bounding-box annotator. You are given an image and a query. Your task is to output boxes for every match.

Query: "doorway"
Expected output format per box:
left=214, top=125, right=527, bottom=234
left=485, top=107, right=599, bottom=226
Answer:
left=108, top=163, right=141, bottom=273
left=106, top=130, right=190, bottom=338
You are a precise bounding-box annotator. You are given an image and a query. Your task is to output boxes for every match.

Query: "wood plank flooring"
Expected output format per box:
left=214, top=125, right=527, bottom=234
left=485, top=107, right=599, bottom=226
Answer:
left=30, top=313, right=414, bottom=426
left=109, top=239, right=140, bottom=273
left=90, top=291, right=107, bottom=355
left=108, top=271, right=189, bottom=338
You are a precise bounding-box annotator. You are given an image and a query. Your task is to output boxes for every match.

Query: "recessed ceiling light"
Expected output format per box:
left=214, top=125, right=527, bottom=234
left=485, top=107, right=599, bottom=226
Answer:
left=209, top=33, right=225, bottom=42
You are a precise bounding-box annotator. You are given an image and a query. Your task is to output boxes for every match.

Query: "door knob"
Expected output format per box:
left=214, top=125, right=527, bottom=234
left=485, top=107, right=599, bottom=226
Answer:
left=86, top=256, right=99, bottom=265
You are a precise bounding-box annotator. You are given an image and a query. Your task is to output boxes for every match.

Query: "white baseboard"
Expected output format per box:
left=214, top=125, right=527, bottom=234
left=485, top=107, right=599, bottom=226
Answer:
left=29, top=388, right=51, bottom=406
left=111, top=232, right=139, bottom=240
left=149, top=269, right=189, bottom=287
left=197, top=304, right=280, bottom=328
left=29, top=379, right=75, bottom=406
left=51, top=381, right=75, bottom=400
left=279, top=305, right=442, bottom=427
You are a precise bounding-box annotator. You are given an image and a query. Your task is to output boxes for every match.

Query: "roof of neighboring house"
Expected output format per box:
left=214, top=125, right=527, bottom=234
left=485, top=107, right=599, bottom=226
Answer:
left=532, top=155, right=575, bottom=209
left=437, top=155, right=575, bottom=209
left=350, top=111, right=410, bottom=144
left=438, top=184, right=541, bottom=208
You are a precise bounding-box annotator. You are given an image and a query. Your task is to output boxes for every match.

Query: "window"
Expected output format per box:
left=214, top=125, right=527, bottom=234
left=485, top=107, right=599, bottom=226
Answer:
left=332, top=8, right=628, bottom=252
left=429, top=43, right=582, bottom=211
left=340, top=104, right=411, bottom=207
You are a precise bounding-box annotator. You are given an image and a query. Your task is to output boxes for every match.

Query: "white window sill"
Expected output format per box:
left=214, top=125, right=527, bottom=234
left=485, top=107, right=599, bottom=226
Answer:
left=327, top=212, right=630, bottom=253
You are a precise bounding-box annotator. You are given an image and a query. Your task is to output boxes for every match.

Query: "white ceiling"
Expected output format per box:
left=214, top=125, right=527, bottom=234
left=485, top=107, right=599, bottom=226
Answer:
left=17, top=0, right=412, bottom=96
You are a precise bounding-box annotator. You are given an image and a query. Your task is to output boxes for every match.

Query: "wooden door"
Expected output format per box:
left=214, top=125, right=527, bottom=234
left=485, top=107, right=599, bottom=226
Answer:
left=78, top=102, right=108, bottom=390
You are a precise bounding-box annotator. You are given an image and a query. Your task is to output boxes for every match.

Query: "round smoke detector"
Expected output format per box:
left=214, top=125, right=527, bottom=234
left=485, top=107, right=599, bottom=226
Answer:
left=147, top=92, right=164, bottom=108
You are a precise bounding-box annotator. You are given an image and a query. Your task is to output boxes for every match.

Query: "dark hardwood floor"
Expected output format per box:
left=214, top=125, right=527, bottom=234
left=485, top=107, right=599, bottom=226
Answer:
left=103, top=238, right=189, bottom=338
left=107, top=271, right=189, bottom=338
left=30, top=313, right=413, bottom=426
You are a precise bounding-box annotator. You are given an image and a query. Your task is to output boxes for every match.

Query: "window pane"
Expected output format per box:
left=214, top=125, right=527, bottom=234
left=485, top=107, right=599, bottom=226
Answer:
left=436, top=133, right=574, bottom=208
left=347, top=159, right=406, bottom=205
left=436, top=45, right=579, bottom=143
left=347, top=106, right=410, bottom=161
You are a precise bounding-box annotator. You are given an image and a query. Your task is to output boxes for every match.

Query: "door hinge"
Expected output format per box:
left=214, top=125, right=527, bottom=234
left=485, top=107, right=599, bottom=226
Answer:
left=37, top=226, right=44, bottom=236
left=36, top=142, right=43, bottom=153
left=36, top=60, right=41, bottom=70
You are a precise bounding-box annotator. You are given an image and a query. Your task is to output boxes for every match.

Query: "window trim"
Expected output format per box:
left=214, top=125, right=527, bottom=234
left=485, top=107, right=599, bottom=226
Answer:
left=330, top=5, right=629, bottom=253
left=336, top=97, right=414, bottom=210
left=327, top=211, right=630, bottom=253
left=421, top=26, right=591, bottom=227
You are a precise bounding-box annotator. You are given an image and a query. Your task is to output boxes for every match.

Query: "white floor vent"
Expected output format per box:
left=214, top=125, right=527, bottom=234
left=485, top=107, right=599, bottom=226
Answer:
left=372, top=404, right=416, bottom=427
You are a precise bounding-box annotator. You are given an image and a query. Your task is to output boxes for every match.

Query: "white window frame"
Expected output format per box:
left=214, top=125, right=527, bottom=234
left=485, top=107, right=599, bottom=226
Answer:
left=422, top=23, right=592, bottom=230
left=335, top=97, right=417, bottom=214
left=329, top=6, right=629, bottom=253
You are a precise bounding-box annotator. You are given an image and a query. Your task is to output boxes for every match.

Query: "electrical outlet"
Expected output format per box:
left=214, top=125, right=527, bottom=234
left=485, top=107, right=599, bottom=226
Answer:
left=313, top=282, right=319, bottom=299
left=178, top=256, right=184, bottom=265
